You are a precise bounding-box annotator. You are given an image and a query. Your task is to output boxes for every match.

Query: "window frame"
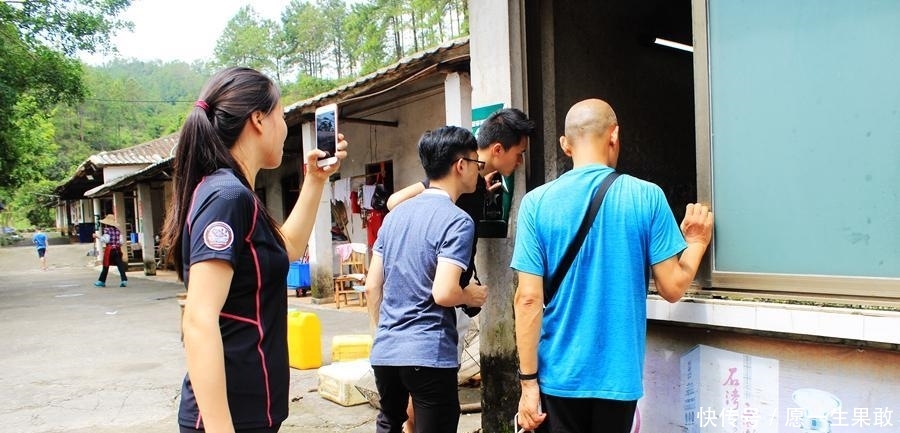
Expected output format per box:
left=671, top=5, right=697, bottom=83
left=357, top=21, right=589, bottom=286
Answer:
left=691, top=0, right=900, bottom=299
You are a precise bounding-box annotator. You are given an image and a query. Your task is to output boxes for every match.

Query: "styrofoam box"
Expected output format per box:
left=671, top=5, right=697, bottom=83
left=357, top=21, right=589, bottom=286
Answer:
left=318, top=359, right=371, bottom=406
left=681, top=344, right=779, bottom=433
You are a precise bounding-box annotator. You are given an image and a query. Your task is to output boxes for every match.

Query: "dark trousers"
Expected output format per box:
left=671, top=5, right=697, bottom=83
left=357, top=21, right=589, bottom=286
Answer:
left=98, top=247, right=128, bottom=283
left=373, top=365, right=459, bottom=433
left=536, top=394, right=637, bottom=433
left=180, top=424, right=280, bottom=433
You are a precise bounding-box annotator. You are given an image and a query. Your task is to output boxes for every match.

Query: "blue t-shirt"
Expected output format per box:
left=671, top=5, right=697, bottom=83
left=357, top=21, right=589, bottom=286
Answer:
left=32, top=232, right=48, bottom=250
left=510, top=165, right=686, bottom=400
left=370, top=189, right=475, bottom=369
left=178, top=168, right=290, bottom=430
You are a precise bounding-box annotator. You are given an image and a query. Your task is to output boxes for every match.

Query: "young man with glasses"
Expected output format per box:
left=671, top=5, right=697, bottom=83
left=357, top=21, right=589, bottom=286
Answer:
left=366, top=125, right=488, bottom=433
left=386, top=108, right=535, bottom=433
left=387, top=108, right=535, bottom=301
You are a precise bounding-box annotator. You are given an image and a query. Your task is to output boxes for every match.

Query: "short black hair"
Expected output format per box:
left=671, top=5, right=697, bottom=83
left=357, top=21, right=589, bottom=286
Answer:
left=476, top=108, right=535, bottom=150
left=418, top=126, right=478, bottom=180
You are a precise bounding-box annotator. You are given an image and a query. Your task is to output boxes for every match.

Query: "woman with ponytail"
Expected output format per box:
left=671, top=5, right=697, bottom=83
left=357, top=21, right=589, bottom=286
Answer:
left=161, top=67, right=347, bottom=433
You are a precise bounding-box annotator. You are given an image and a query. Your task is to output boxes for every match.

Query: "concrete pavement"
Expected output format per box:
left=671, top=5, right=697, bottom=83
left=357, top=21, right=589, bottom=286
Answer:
left=0, top=242, right=482, bottom=433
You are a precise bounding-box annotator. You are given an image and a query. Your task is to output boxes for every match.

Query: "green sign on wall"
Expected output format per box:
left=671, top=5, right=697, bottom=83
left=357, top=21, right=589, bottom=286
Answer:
left=471, top=103, right=505, bottom=136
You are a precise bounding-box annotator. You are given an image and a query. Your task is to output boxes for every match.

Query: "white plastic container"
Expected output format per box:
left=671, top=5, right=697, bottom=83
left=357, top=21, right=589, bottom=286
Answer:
left=317, top=359, right=371, bottom=407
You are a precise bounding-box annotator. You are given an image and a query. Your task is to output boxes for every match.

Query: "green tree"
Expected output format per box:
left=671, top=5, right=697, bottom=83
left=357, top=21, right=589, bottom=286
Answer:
left=343, top=2, right=387, bottom=75
left=320, top=0, right=348, bottom=78
left=6, top=94, right=58, bottom=183
left=281, top=0, right=330, bottom=78
left=375, top=0, right=406, bottom=61
left=281, top=74, right=337, bottom=103
left=0, top=0, right=131, bottom=193
left=9, top=179, right=57, bottom=228
left=213, top=6, right=282, bottom=81
left=2, top=95, right=58, bottom=229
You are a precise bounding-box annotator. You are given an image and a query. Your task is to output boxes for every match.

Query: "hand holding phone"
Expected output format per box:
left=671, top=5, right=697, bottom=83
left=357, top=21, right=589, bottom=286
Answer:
left=514, top=403, right=543, bottom=433
left=315, top=103, right=339, bottom=167
left=513, top=397, right=543, bottom=432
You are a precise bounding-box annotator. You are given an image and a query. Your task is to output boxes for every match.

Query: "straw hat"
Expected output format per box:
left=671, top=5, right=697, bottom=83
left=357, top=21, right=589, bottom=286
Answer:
left=98, top=214, right=119, bottom=227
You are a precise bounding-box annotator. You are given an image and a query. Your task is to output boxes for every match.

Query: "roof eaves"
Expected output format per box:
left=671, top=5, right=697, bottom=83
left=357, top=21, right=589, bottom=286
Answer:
left=85, top=157, right=173, bottom=198
left=284, top=37, right=470, bottom=117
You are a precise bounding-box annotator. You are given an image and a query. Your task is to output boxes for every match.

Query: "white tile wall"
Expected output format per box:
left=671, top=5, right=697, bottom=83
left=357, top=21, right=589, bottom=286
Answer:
left=647, top=296, right=900, bottom=345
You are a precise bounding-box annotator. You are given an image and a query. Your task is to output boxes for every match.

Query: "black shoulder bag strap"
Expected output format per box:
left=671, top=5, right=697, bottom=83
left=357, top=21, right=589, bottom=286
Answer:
left=544, top=172, right=621, bottom=306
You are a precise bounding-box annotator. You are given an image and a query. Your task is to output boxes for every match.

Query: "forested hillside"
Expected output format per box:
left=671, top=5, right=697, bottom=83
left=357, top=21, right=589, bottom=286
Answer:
left=51, top=61, right=209, bottom=172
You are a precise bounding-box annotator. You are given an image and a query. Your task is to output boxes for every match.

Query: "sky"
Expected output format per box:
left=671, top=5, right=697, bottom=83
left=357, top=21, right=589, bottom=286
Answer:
left=79, top=0, right=293, bottom=65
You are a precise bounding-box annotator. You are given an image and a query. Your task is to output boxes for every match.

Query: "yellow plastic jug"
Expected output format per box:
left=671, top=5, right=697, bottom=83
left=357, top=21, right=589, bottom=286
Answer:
left=287, top=311, right=322, bottom=369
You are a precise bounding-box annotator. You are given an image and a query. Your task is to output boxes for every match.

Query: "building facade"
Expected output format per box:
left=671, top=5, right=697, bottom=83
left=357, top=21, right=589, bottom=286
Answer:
left=469, top=1, right=899, bottom=432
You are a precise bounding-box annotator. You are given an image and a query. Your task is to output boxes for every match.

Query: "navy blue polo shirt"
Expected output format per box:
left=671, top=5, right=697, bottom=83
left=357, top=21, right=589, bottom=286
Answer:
left=178, top=168, right=290, bottom=430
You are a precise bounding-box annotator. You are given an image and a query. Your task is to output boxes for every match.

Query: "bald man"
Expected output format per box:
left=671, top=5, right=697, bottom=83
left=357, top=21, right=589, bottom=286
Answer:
left=510, top=99, right=713, bottom=433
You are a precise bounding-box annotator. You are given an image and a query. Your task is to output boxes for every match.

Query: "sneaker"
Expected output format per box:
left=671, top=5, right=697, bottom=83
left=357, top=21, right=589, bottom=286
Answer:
left=120, top=281, right=128, bottom=287
left=94, top=281, right=105, bottom=287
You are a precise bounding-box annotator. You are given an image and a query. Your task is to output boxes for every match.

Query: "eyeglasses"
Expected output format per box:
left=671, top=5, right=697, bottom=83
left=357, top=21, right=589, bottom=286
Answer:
left=460, top=157, right=486, bottom=171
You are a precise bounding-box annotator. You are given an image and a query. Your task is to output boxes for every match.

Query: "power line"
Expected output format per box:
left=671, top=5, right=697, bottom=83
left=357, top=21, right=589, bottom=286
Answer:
left=82, top=98, right=194, bottom=103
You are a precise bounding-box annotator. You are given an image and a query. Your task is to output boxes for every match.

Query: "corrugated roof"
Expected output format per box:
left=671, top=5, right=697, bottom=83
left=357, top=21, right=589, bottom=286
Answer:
left=284, top=37, right=469, bottom=120
left=88, top=133, right=178, bottom=166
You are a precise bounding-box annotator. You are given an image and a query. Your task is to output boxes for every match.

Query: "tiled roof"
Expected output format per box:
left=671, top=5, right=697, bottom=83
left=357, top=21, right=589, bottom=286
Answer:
left=84, top=157, right=173, bottom=198
left=88, top=133, right=178, bottom=166
left=55, top=133, right=179, bottom=199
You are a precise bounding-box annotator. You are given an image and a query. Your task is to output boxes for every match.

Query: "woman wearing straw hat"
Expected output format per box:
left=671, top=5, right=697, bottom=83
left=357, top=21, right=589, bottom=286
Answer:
left=92, top=214, right=128, bottom=287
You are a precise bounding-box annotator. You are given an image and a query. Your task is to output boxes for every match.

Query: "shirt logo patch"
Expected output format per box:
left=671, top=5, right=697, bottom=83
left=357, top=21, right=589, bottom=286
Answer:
left=203, top=221, right=234, bottom=251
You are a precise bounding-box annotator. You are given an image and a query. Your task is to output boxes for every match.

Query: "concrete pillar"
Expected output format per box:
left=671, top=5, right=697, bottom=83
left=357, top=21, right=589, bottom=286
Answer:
left=56, top=204, right=65, bottom=235
left=137, top=183, right=157, bottom=275
left=445, top=72, right=473, bottom=129
left=112, top=192, right=126, bottom=228
left=91, top=198, right=101, bottom=225
left=92, top=198, right=102, bottom=263
left=303, top=121, right=335, bottom=301
left=469, top=1, right=529, bottom=431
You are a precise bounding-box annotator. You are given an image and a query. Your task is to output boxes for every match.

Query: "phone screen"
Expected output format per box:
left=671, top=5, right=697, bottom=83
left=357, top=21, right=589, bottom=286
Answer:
left=315, top=106, right=337, bottom=163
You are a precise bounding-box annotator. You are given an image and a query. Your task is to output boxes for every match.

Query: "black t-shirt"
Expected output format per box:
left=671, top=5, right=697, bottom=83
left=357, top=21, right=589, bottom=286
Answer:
left=455, top=175, right=487, bottom=225
left=178, top=168, right=289, bottom=430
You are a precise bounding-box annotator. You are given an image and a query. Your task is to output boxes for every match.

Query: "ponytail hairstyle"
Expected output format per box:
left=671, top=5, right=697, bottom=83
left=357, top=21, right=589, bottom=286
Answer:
left=161, top=67, right=285, bottom=278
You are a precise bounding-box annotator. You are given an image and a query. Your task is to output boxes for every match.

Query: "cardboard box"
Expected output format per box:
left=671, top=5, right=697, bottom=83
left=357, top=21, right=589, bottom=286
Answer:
left=331, top=334, right=372, bottom=362
left=681, top=344, right=779, bottom=433
left=318, top=359, right=371, bottom=406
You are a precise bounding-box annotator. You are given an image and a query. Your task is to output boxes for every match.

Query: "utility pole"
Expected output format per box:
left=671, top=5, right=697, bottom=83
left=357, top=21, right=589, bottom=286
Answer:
left=478, top=238, right=519, bottom=432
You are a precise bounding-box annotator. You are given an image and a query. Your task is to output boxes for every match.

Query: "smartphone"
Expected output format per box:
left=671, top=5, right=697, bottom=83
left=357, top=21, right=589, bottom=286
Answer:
left=315, top=103, right=339, bottom=167
left=490, top=176, right=510, bottom=193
